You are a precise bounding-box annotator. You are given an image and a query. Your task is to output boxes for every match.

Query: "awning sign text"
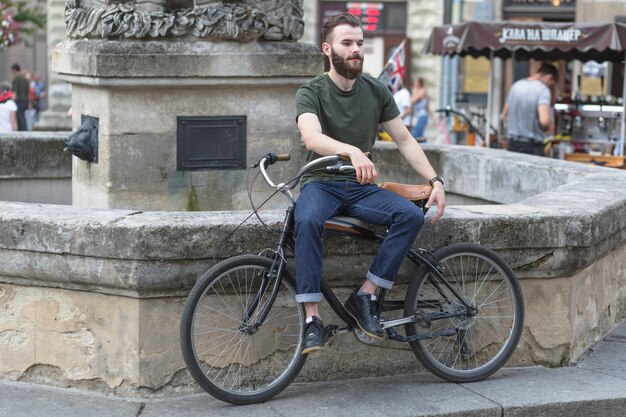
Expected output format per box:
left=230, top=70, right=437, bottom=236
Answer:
left=498, top=27, right=582, bottom=44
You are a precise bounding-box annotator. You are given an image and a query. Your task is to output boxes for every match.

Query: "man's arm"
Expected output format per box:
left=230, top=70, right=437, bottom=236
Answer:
left=500, top=102, right=509, bottom=121
left=537, top=103, right=551, bottom=131
left=382, top=117, right=446, bottom=223
left=297, top=112, right=377, bottom=184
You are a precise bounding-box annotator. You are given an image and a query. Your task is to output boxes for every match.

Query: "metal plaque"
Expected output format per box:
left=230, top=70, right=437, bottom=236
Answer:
left=177, top=116, right=246, bottom=171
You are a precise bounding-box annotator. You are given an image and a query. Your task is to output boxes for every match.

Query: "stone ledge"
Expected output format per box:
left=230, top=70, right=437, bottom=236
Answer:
left=52, top=39, right=323, bottom=79
left=0, top=133, right=72, bottom=178
left=1, top=144, right=626, bottom=390
left=1, top=145, right=625, bottom=297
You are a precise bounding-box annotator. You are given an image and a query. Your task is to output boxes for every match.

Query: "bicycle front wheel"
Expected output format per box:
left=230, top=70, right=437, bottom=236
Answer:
left=405, top=243, right=524, bottom=382
left=180, top=255, right=306, bottom=405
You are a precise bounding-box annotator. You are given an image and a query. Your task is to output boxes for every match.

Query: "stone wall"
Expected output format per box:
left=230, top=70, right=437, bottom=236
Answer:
left=0, top=132, right=72, bottom=204
left=0, top=134, right=488, bottom=207
left=52, top=39, right=321, bottom=211
left=1, top=144, right=626, bottom=396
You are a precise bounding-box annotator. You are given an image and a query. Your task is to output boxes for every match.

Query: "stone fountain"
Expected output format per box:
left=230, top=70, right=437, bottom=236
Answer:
left=53, top=0, right=321, bottom=211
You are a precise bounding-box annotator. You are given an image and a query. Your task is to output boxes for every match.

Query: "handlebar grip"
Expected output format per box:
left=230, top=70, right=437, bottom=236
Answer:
left=254, top=152, right=291, bottom=168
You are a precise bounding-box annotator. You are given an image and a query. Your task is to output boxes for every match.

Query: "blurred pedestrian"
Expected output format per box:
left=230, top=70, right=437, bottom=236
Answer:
left=10, top=63, right=29, bottom=131
left=30, top=71, right=45, bottom=123
left=393, top=83, right=412, bottom=130
left=501, top=63, right=558, bottom=156
left=25, top=71, right=37, bottom=130
left=411, top=77, right=431, bottom=140
left=0, top=84, right=18, bottom=132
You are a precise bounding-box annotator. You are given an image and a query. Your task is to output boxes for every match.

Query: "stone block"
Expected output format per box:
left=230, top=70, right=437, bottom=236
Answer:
left=0, top=133, right=71, bottom=178
left=53, top=40, right=322, bottom=79
left=52, top=39, right=321, bottom=211
left=0, top=133, right=72, bottom=205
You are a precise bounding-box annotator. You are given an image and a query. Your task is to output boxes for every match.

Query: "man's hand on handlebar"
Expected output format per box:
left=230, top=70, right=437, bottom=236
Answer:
left=348, top=150, right=377, bottom=185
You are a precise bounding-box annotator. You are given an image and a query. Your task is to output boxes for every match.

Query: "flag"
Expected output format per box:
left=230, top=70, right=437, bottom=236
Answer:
left=378, top=40, right=407, bottom=94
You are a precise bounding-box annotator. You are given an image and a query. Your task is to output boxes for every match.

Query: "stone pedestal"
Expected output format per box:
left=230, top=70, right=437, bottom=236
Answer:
left=52, top=39, right=321, bottom=210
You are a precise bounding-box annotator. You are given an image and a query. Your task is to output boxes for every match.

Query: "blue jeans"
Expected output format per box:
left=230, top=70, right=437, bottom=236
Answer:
left=412, top=115, right=428, bottom=138
left=294, top=181, right=424, bottom=303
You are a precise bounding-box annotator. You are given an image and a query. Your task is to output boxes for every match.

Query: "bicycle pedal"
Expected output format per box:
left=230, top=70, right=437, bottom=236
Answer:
left=324, top=324, right=339, bottom=336
left=330, top=326, right=353, bottom=337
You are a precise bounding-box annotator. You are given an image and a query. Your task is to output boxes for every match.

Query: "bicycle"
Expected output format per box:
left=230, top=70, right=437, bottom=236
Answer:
left=435, top=106, right=498, bottom=148
left=180, top=153, right=525, bottom=405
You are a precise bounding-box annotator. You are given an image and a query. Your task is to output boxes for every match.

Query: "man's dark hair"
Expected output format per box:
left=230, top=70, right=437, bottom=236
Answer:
left=537, top=63, right=559, bottom=82
left=322, top=12, right=361, bottom=43
left=11, top=63, right=21, bottom=72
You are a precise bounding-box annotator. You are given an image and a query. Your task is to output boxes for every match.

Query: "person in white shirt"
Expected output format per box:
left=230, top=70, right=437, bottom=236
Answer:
left=0, top=84, right=18, bottom=133
left=393, top=86, right=412, bottom=130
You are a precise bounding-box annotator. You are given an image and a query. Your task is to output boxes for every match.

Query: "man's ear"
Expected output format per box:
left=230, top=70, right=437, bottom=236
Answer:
left=321, top=42, right=331, bottom=57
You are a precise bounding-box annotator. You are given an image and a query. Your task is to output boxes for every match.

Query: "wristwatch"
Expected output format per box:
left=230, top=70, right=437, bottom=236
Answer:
left=428, top=175, right=445, bottom=187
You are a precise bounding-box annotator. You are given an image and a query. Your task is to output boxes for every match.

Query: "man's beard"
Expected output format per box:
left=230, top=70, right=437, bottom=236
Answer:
left=331, top=49, right=363, bottom=80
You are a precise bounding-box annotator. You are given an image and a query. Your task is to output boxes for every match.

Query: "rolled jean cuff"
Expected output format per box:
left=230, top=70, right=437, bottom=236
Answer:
left=366, top=271, right=394, bottom=289
left=295, top=293, right=323, bottom=303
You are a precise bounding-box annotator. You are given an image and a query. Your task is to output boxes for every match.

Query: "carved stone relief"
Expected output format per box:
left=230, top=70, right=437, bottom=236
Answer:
left=65, top=0, right=304, bottom=41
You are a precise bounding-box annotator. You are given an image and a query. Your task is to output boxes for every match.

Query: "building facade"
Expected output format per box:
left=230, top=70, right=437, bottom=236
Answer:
left=3, top=0, right=626, bottom=136
left=304, top=0, right=626, bottom=140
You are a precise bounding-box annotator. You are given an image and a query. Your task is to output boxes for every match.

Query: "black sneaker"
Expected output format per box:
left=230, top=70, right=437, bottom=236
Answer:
left=344, top=289, right=384, bottom=339
left=301, top=316, right=328, bottom=354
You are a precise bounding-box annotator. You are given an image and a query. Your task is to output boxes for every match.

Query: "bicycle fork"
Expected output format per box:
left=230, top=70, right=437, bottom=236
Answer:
left=242, top=207, right=294, bottom=333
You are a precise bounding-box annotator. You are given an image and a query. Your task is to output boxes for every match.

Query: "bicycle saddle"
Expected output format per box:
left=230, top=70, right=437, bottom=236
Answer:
left=324, top=182, right=433, bottom=234
left=380, top=182, right=432, bottom=203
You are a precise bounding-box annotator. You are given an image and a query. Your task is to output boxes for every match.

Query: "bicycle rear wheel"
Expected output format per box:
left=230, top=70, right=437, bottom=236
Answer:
left=180, top=255, right=306, bottom=405
left=405, top=243, right=524, bottom=382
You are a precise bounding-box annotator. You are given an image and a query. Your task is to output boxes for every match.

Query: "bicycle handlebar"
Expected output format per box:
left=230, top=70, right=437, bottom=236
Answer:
left=254, top=153, right=360, bottom=193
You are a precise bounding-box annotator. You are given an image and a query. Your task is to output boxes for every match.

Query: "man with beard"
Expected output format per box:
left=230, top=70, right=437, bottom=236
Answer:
left=294, top=12, right=446, bottom=354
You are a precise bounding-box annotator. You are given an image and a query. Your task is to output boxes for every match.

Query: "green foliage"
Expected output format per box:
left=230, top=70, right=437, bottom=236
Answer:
left=0, top=0, right=46, bottom=47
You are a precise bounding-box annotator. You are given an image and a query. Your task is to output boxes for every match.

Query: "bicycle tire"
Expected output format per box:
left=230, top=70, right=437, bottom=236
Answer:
left=404, top=243, right=524, bottom=382
left=180, top=255, right=306, bottom=405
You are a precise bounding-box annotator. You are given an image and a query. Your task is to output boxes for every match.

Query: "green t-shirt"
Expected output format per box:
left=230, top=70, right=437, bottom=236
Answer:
left=295, top=73, right=399, bottom=185
left=12, top=75, right=29, bottom=101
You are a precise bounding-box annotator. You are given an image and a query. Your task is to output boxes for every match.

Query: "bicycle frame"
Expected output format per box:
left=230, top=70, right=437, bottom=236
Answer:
left=248, top=199, right=475, bottom=342
left=321, top=217, right=476, bottom=342
left=246, top=153, right=476, bottom=342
